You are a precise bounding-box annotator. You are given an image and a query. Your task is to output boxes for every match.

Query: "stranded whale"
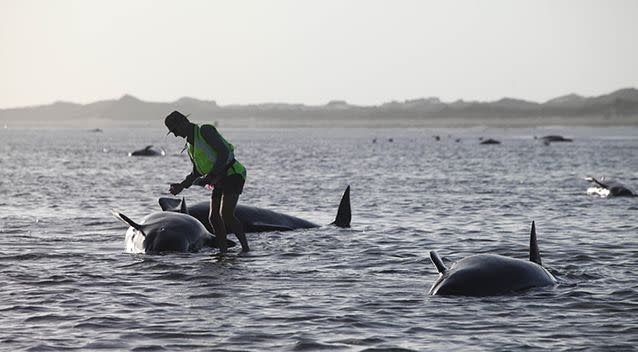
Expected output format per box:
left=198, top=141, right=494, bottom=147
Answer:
left=428, top=221, right=557, bottom=296
left=129, top=145, right=166, bottom=157
left=479, top=138, right=501, bottom=145
left=536, top=135, right=573, bottom=145
left=158, top=185, right=352, bottom=234
left=585, top=176, right=636, bottom=197
left=112, top=210, right=235, bottom=254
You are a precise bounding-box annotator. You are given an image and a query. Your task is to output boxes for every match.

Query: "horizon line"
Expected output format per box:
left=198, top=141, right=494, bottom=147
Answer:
left=2, top=86, right=636, bottom=110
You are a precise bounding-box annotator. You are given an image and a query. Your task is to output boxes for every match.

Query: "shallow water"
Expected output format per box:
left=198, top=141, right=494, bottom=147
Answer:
left=1, top=126, right=637, bottom=351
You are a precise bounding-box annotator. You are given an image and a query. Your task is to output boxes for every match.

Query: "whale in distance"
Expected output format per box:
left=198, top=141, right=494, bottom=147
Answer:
left=585, top=176, right=635, bottom=197
left=428, top=221, right=557, bottom=296
left=479, top=138, right=501, bottom=145
left=129, top=145, right=166, bottom=157
left=535, top=135, right=573, bottom=145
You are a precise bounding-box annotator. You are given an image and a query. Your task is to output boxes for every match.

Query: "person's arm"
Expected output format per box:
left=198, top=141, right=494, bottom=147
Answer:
left=200, top=125, right=230, bottom=184
left=169, top=159, right=201, bottom=195
left=180, top=164, right=200, bottom=188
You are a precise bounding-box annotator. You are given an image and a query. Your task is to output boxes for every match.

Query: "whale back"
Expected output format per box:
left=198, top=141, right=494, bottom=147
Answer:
left=138, top=212, right=209, bottom=253
left=113, top=210, right=215, bottom=254
left=157, top=185, right=351, bottom=233
left=428, top=221, right=557, bottom=296
left=429, top=254, right=556, bottom=296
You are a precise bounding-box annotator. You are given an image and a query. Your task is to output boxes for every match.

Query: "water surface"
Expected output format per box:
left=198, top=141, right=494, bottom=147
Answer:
left=1, top=126, right=637, bottom=351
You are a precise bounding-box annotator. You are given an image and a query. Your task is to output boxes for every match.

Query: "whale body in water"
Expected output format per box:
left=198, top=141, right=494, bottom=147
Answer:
left=536, top=135, right=573, bottom=145
left=428, top=221, right=557, bottom=296
left=129, top=145, right=166, bottom=157
left=159, top=186, right=352, bottom=234
left=480, top=138, right=501, bottom=145
left=585, top=176, right=635, bottom=197
left=112, top=210, right=234, bottom=254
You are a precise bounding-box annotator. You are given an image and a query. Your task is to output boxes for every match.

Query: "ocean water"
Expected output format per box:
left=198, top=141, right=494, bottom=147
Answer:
left=1, top=125, right=637, bottom=351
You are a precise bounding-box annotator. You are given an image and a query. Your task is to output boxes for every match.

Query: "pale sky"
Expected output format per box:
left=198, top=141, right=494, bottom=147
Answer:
left=1, top=0, right=637, bottom=108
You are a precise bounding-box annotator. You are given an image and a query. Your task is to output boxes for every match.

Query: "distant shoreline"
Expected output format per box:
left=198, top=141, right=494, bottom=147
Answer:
left=2, top=87, right=638, bottom=128
left=2, top=114, right=637, bottom=129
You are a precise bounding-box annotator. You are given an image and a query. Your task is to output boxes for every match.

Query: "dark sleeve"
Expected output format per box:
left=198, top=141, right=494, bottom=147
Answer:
left=180, top=158, right=201, bottom=189
left=200, top=125, right=230, bottom=178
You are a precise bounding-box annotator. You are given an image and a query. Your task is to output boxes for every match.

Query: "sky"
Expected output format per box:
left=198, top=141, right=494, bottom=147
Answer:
left=1, top=0, right=637, bottom=108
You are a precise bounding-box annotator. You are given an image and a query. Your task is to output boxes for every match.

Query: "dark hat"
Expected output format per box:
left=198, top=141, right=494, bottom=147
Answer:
left=165, top=111, right=189, bottom=134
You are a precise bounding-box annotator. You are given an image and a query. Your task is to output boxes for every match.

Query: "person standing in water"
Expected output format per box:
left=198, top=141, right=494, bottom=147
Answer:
left=165, top=111, right=249, bottom=253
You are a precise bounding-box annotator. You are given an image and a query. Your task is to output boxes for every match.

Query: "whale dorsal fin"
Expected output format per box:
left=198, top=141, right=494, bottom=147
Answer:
left=179, top=197, right=188, bottom=214
left=529, top=221, right=542, bottom=266
left=158, top=197, right=189, bottom=215
left=331, top=185, right=351, bottom=228
left=430, top=251, right=448, bottom=273
left=111, top=210, right=146, bottom=237
left=145, top=145, right=153, bottom=150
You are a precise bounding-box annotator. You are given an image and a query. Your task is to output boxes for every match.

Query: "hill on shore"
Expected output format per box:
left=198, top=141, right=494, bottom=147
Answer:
left=2, top=88, right=638, bottom=127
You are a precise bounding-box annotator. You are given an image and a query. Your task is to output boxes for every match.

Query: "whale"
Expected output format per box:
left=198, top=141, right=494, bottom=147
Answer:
left=480, top=138, right=501, bottom=145
left=129, top=145, right=166, bottom=157
left=536, top=135, right=573, bottom=145
left=585, top=176, right=636, bottom=197
left=158, top=185, right=352, bottom=234
left=428, top=221, right=557, bottom=296
left=112, top=209, right=235, bottom=254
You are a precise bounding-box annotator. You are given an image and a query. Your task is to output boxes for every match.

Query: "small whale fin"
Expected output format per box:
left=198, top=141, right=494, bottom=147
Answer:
left=430, top=251, right=447, bottom=273
left=144, top=145, right=153, bottom=150
left=584, top=176, right=608, bottom=189
left=158, top=197, right=189, bottom=215
left=529, top=221, right=542, bottom=266
left=331, top=185, right=351, bottom=228
left=179, top=197, right=188, bottom=214
left=111, top=210, right=146, bottom=237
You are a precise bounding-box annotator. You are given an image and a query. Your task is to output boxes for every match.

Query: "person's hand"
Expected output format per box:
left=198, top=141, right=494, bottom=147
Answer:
left=202, top=174, right=219, bottom=187
left=169, top=183, right=184, bottom=195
